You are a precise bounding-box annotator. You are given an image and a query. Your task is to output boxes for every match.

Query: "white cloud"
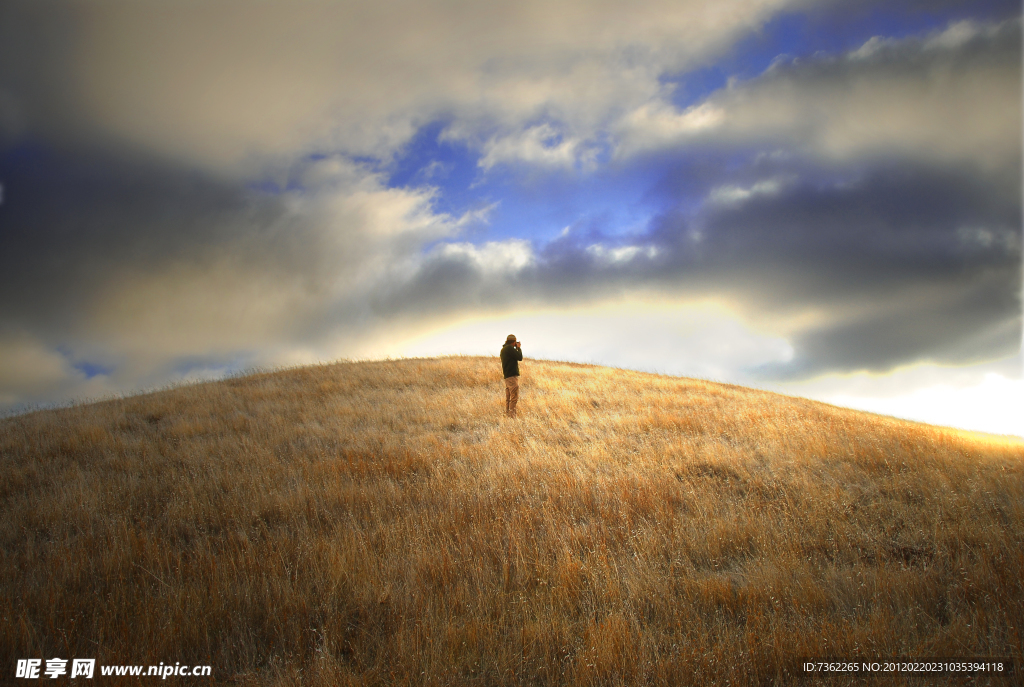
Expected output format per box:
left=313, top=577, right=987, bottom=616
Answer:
left=292, top=156, right=454, bottom=240
left=0, top=332, right=116, bottom=408
left=0, top=333, right=80, bottom=398
left=615, top=101, right=726, bottom=156
left=432, top=239, right=535, bottom=274
left=923, top=19, right=1000, bottom=52
left=707, top=176, right=791, bottom=205
left=615, top=18, right=1022, bottom=171
left=848, top=35, right=887, bottom=61
left=40, top=4, right=1016, bottom=181
left=585, top=244, right=659, bottom=265
left=31, top=0, right=803, bottom=175
left=850, top=20, right=1010, bottom=61
left=479, top=124, right=588, bottom=170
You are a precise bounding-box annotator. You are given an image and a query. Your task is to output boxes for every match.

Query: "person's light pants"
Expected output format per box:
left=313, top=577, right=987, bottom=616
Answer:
left=504, top=376, right=520, bottom=418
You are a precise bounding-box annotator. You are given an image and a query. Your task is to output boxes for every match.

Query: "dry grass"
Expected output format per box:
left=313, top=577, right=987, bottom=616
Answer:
left=1, top=356, right=1022, bottom=686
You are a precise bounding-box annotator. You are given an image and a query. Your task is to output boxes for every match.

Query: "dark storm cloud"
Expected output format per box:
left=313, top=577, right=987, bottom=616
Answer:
left=0, top=143, right=296, bottom=335
left=760, top=281, right=1021, bottom=378
left=0, top=1, right=84, bottom=147
left=692, top=165, right=1019, bottom=280
left=0, top=139, right=445, bottom=408
left=695, top=166, right=1022, bottom=376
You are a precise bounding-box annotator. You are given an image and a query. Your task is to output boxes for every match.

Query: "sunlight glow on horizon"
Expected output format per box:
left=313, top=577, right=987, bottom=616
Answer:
left=382, top=301, right=1024, bottom=438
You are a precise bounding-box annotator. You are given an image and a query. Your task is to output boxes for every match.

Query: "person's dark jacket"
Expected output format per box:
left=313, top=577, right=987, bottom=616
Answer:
left=500, top=343, right=523, bottom=378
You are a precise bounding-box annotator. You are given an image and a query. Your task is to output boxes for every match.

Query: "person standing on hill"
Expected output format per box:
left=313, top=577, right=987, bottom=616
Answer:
left=500, top=334, right=523, bottom=418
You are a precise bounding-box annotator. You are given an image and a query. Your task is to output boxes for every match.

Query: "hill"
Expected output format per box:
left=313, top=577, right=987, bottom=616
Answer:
left=1, top=356, right=1022, bottom=685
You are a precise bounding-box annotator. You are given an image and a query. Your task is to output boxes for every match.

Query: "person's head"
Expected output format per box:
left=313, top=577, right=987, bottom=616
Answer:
left=506, top=334, right=516, bottom=344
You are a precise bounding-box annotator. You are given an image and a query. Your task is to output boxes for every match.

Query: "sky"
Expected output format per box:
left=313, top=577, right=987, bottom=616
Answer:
left=0, top=0, right=1021, bottom=436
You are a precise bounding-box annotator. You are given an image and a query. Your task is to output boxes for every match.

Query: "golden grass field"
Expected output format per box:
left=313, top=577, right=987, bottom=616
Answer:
left=2, top=356, right=1022, bottom=686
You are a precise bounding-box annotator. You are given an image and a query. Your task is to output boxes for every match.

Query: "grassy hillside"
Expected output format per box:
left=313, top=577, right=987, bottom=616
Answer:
left=2, top=356, right=1022, bottom=685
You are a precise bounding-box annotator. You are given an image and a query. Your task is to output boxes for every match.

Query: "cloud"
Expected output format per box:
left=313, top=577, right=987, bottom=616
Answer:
left=585, top=244, right=660, bottom=266
left=0, top=332, right=83, bottom=402
left=479, top=125, right=591, bottom=171
left=615, top=17, right=1022, bottom=172
left=0, top=0, right=1019, bottom=416
left=707, top=176, right=792, bottom=205
left=0, top=144, right=479, bottom=401
left=683, top=164, right=1021, bottom=377
left=0, top=329, right=123, bottom=411
left=757, top=275, right=1021, bottom=378
left=432, top=240, right=535, bottom=274
left=617, top=102, right=726, bottom=150
left=371, top=160, right=1020, bottom=380
left=0, top=0, right=804, bottom=174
